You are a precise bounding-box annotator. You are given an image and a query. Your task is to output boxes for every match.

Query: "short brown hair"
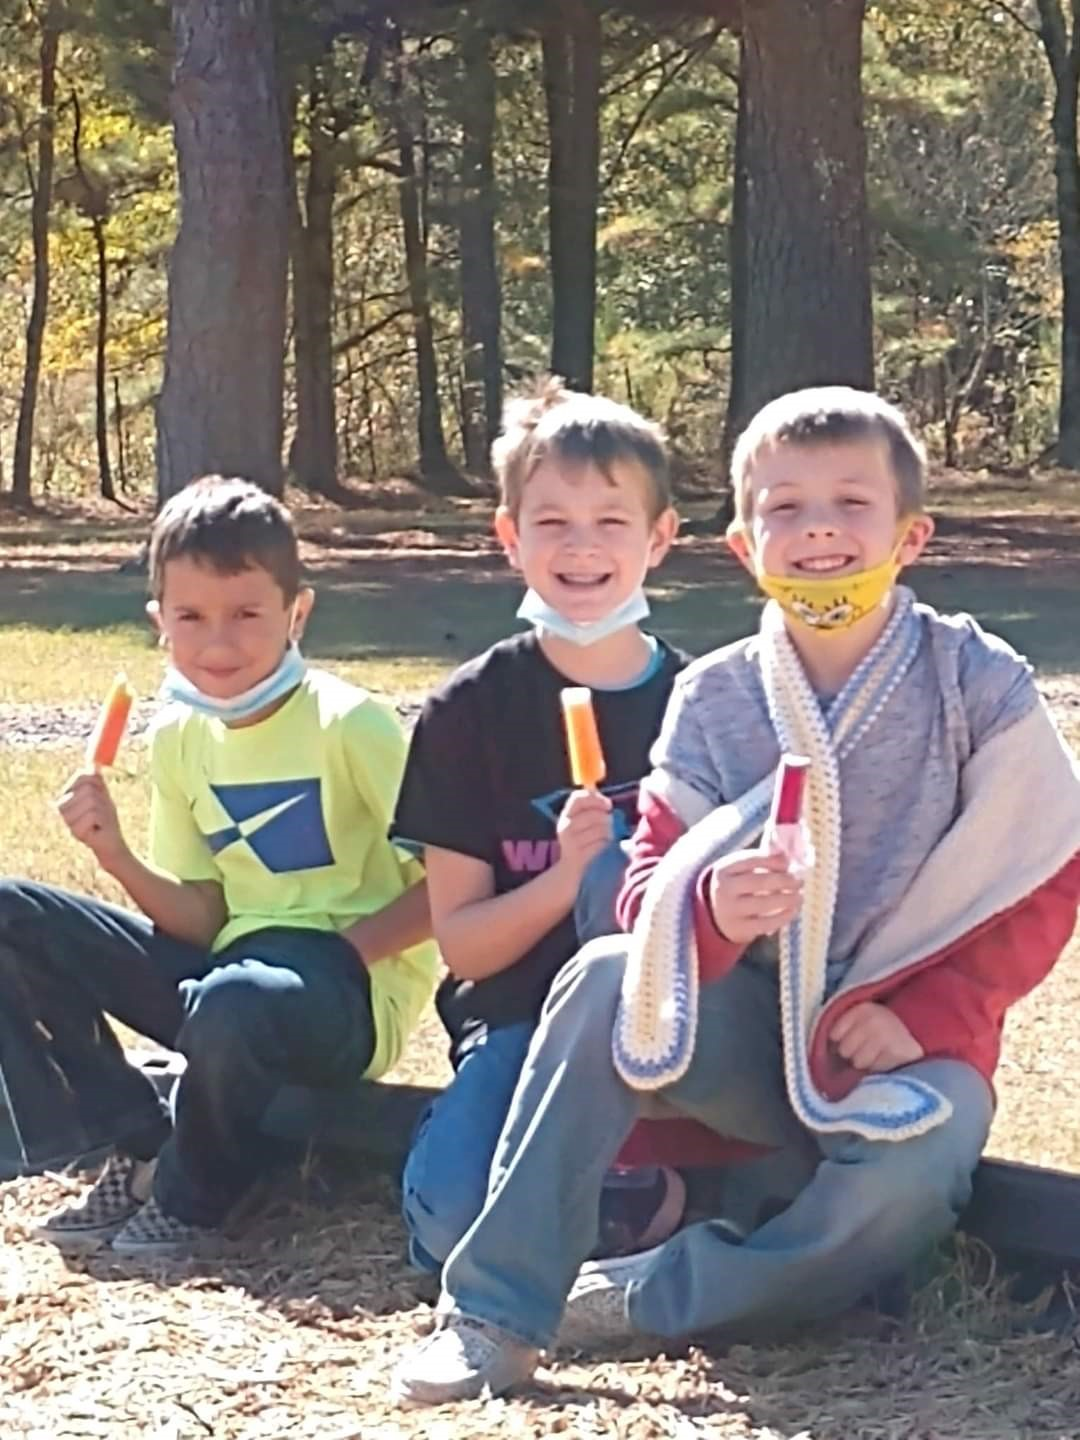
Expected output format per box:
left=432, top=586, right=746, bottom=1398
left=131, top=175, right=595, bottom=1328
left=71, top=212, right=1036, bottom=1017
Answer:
left=149, top=476, right=301, bottom=601
left=492, top=377, right=672, bottom=520
left=730, top=386, right=926, bottom=527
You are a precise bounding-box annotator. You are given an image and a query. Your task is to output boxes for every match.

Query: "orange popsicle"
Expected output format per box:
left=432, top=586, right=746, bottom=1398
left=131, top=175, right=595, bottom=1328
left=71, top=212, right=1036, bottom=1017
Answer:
left=87, top=674, right=135, bottom=768
left=560, top=686, right=607, bottom=790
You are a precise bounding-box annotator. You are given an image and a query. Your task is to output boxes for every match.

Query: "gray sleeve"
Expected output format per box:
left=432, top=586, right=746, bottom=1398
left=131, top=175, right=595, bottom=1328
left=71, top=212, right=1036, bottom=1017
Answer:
left=958, top=621, right=1038, bottom=750
left=649, top=678, right=725, bottom=809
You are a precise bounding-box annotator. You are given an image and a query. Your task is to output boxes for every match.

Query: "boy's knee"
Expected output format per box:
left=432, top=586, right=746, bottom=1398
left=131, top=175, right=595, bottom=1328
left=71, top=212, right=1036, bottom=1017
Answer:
left=181, top=966, right=295, bottom=1047
left=835, top=1095, right=989, bottom=1225
left=545, top=935, right=628, bottom=1020
left=0, top=877, right=36, bottom=933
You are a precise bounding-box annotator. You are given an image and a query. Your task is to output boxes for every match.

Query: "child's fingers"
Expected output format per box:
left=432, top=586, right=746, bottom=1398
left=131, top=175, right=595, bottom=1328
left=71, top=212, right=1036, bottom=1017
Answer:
left=724, top=875, right=803, bottom=908
left=832, top=1025, right=866, bottom=1062
left=828, top=1004, right=871, bottom=1044
left=564, top=789, right=613, bottom=815
left=722, top=851, right=794, bottom=876
left=565, top=811, right=615, bottom=842
left=58, top=792, right=110, bottom=825
left=66, top=813, right=108, bottom=844
left=849, top=1038, right=884, bottom=1071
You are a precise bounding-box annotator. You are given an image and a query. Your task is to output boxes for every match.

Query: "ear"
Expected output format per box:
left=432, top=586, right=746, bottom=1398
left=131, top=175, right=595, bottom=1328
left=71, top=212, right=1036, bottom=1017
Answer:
left=645, top=506, right=680, bottom=570
left=897, top=514, right=934, bottom=567
left=494, top=506, right=521, bottom=570
left=146, top=599, right=168, bottom=649
left=726, top=525, right=758, bottom=578
left=290, top=587, right=315, bottom=642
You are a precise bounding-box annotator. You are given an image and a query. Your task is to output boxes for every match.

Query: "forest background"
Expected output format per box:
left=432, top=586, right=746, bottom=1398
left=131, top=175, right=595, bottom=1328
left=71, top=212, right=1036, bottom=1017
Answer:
left=2, top=0, right=1077, bottom=509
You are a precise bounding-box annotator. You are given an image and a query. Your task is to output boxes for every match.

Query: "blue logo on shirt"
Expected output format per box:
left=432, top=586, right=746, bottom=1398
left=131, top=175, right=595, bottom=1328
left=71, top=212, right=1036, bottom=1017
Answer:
left=205, top=780, right=334, bottom=873
left=530, top=780, right=639, bottom=840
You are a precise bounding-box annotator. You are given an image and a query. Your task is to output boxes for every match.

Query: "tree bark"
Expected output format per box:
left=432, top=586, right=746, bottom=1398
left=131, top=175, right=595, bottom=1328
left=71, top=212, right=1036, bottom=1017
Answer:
left=1035, top=0, right=1080, bottom=469
left=722, top=42, right=748, bottom=467
left=457, top=15, right=502, bottom=474
left=726, top=0, right=873, bottom=441
left=157, top=0, right=290, bottom=500
left=12, top=10, right=61, bottom=505
left=289, top=70, right=340, bottom=496
left=92, top=216, right=116, bottom=501
left=542, top=1, right=602, bottom=392
left=388, top=23, right=457, bottom=490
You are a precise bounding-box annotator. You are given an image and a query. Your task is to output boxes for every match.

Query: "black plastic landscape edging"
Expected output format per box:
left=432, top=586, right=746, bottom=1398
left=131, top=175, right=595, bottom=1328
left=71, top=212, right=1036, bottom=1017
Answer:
left=5, top=1068, right=1080, bottom=1273
left=262, top=1079, right=1080, bottom=1270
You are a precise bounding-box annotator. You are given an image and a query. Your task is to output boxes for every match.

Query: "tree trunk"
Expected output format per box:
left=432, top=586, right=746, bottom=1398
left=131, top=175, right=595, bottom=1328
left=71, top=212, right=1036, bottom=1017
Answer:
left=542, top=2, right=602, bottom=392
left=388, top=25, right=457, bottom=490
left=458, top=16, right=502, bottom=475
left=726, top=0, right=873, bottom=440
left=289, top=71, right=340, bottom=496
left=722, top=44, right=748, bottom=467
left=157, top=0, right=290, bottom=500
left=1035, top=1, right=1080, bottom=469
left=113, top=377, right=129, bottom=491
left=92, top=216, right=116, bottom=501
left=12, top=11, right=61, bottom=505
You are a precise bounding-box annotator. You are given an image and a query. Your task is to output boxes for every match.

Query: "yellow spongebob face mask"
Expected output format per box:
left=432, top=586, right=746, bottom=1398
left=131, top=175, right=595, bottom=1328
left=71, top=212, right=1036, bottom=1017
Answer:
left=739, top=526, right=913, bottom=634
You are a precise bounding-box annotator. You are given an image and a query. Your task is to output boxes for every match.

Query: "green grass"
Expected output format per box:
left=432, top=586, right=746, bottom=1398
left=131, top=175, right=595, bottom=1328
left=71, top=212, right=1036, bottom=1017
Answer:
left=3, top=539, right=1079, bottom=705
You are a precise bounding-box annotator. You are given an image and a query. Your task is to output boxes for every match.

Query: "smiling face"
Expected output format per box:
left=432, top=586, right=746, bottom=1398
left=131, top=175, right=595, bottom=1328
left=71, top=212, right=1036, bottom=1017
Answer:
left=494, top=457, right=677, bottom=624
left=729, top=436, right=933, bottom=584
left=150, top=557, right=313, bottom=699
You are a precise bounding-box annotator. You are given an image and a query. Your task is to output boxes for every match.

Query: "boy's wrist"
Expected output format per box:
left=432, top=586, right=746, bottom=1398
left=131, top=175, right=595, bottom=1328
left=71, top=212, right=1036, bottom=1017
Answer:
left=548, top=855, right=587, bottom=910
left=342, top=916, right=373, bottom=965
left=98, top=838, right=137, bottom=881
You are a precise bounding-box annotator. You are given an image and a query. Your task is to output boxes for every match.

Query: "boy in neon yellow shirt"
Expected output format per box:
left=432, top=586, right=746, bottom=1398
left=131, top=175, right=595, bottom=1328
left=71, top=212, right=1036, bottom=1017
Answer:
left=0, top=477, right=435, bottom=1255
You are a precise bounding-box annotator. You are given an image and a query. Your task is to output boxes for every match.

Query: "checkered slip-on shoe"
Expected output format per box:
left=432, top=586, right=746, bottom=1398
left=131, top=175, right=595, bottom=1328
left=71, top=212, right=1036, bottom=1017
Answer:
left=110, top=1194, right=215, bottom=1258
left=36, top=1153, right=157, bottom=1251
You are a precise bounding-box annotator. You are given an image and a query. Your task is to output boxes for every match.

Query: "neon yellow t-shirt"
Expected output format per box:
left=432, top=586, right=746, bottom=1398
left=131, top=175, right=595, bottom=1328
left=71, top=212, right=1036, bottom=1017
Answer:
left=148, top=669, right=437, bottom=1079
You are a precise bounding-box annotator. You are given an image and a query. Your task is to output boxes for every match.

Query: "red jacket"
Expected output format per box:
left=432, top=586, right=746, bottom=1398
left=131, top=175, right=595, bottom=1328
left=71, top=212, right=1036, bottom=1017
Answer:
left=617, top=789, right=1080, bottom=1169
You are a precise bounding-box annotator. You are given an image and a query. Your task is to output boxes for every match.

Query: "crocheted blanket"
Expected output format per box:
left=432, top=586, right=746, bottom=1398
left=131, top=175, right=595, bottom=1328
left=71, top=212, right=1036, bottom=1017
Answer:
left=613, top=595, right=1080, bottom=1142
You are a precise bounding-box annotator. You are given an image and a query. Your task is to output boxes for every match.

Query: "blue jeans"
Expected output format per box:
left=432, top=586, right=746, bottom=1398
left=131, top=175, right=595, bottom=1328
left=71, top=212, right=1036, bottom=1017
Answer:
left=402, top=1022, right=535, bottom=1271
left=403, top=840, right=648, bottom=1272
left=0, top=878, right=376, bottom=1227
left=441, top=935, right=994, bottom=1345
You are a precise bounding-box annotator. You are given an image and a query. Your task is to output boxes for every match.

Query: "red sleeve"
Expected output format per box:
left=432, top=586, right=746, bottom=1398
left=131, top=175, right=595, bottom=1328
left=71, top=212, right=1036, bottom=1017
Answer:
left=884, top=852, right=1080, bottom=1055
left=616, top=788, right=746, bottom=981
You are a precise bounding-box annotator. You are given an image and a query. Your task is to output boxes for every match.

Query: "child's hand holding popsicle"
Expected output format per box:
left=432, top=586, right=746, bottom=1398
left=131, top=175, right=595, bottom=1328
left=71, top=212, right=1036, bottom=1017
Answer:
left=56, top=675, right=135, bottom=867
left=705, top=755, right=810, bottom=943
left=556, top=687, right=614, bottom=885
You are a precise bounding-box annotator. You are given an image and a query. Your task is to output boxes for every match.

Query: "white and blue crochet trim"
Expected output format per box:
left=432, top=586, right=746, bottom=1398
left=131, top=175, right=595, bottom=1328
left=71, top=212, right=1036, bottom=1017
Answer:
left=613, top=589, right=953, bottom=1142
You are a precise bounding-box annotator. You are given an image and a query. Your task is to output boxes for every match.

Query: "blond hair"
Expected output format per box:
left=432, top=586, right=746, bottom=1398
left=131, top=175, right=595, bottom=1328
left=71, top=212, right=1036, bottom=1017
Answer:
left=730, top=386, right=927, bottom=528
left=492, top=377, right=672, bottom=520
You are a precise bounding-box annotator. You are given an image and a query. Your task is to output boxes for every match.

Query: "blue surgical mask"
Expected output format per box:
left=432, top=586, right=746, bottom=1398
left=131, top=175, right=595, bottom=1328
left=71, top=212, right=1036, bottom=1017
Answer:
left=516, top=587, right=650, bottom=647
left=160, top=643, right=307, bottom=723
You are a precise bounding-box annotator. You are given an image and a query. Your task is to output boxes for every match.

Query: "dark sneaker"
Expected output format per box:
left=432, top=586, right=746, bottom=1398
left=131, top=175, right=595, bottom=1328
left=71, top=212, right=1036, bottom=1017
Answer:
left=391, top=1313, right=539, bottom=1406
left=592, top=1165, right=687, bottom=1259
left=110, top=1194, right=216, bottom=1257
left=36, top=1153, right=156, bottom=1250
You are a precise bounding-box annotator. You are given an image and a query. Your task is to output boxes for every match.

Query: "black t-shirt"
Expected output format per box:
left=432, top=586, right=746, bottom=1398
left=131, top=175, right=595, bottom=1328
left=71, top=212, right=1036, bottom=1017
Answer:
left=391, top=630, right=687, bottom=1059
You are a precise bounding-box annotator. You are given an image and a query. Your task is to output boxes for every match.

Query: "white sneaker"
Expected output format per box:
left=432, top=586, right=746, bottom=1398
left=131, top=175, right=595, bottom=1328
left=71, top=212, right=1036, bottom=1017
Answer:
left=110, top=1195, right=214, bottom=1257
left=391, top=1313, right=539, bottom=1406
left=558, top=1220, right=745, bottom=1351
left=36, top=1153, right=156, bottom=1250
left=556, top=1245, right=662, bottom=1350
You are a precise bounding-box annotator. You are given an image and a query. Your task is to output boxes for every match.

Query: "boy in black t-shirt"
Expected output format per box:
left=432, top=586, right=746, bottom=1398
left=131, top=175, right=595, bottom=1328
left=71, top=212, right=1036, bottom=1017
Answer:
left=392, top=380, right=687, bottom=1273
